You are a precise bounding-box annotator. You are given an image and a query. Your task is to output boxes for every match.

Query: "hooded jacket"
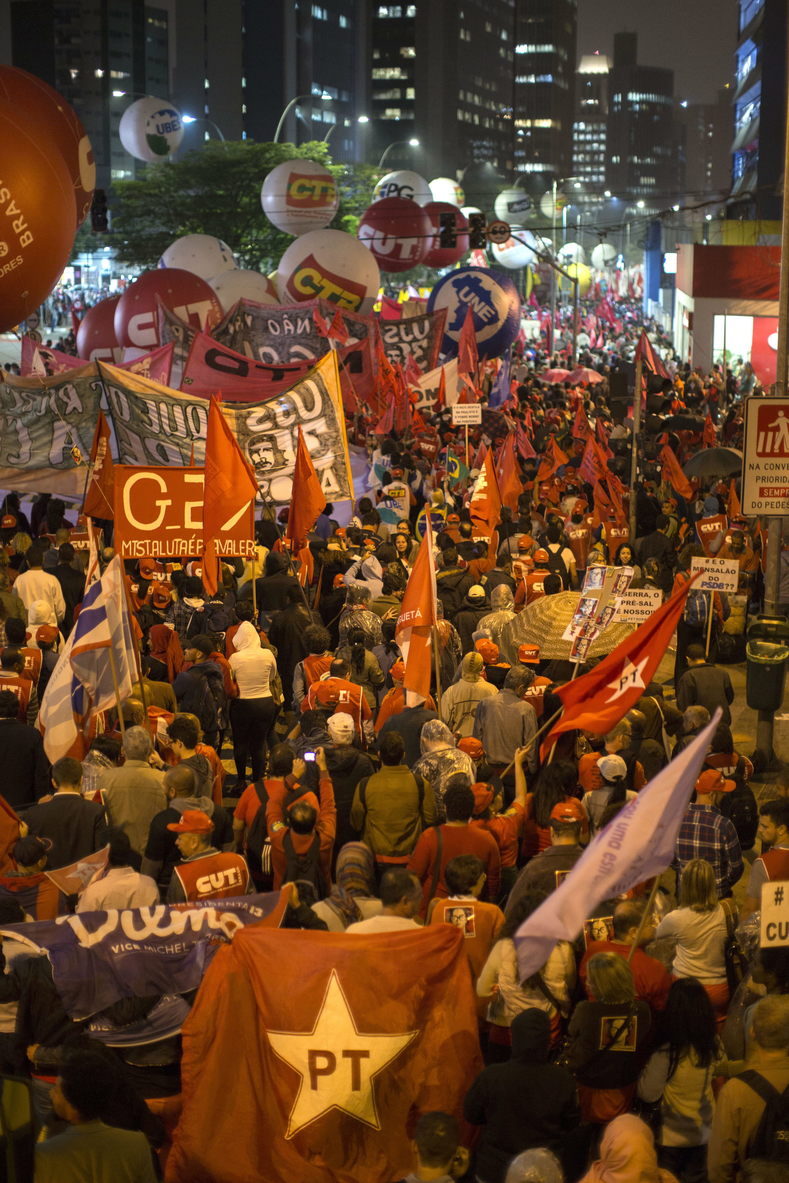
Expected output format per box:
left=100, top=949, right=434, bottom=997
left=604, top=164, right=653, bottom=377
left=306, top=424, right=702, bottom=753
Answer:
left=464, top=1009, right=580, bottom=1183
left=477, top=587, right=517, bottom=650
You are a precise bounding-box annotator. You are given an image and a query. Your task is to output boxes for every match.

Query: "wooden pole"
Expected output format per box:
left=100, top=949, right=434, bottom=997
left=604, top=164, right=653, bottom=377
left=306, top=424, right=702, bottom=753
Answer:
left=629, top=354, right=643, bottom=540
left=107, top=643, right=127, bottom=739
left=497, top=704, right=565, bottom=781
left=705, top=590, right=714, bottom=659
left=431, top=624, right=443, bottom=720
left=251, top=549, right=257, bottom=619
left=465, top=424, right=469, bottom=468
left=626, top=876, right=661, bottom=962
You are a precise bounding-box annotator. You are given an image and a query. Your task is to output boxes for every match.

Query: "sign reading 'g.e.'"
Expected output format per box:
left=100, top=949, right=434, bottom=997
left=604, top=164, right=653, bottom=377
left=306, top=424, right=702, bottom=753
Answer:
left=113, top=465, right=255, bottom=560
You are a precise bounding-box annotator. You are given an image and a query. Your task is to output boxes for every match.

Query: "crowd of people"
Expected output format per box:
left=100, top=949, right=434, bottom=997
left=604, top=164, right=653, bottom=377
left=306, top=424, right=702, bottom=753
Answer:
left=0, top=306, right=786, bottom=1183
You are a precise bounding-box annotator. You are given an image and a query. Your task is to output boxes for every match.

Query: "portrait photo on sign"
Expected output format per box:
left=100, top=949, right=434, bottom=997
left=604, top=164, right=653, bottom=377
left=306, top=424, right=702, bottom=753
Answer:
left=443, top=904, right=476, bottom=937
left=584, top=916, right=615, bottom=946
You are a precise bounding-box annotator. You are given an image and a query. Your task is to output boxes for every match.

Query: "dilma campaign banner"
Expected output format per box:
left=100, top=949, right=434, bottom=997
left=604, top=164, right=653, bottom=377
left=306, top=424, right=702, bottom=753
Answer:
left=0, top=892, right=288, bottom=1021
left=168, top=925, right=481, bottom=1183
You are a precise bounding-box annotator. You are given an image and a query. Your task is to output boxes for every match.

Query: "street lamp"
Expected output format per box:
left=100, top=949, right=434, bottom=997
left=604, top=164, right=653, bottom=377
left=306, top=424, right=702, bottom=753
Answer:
left=181, top=114, right=226, bottom=142
left=274, top=93, right=334, bottom=143
left=376, top=138, right=420, bottom=169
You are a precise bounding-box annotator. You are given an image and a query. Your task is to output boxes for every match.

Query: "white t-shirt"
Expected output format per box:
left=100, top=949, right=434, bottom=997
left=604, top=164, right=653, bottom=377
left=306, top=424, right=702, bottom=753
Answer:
left=345, top=914, right=421, bottom=934
left=655, top=905, right=727, bottom=984
left=229, top=646, right=276, bottom=698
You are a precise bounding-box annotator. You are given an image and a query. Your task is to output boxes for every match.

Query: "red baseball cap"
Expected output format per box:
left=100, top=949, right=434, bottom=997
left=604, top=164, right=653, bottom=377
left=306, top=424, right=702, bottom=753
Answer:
left=550, top=799, right=586, bottom=825
left=0, top=515, right=16, bottom=530
left=472, top=783, right=495, bottom=816
left=695, top=769, right=735, bottom=795
left=167, top=809, right=214, bottom=834
left=475, top=638, right=499, bottom=664
left=36, top=625, right=58, bottom=645
left=518, top=643, right=541, bottom=664
left=533, top=548, right=550, bottom=565
left=458, top=736, right=484, bottom=760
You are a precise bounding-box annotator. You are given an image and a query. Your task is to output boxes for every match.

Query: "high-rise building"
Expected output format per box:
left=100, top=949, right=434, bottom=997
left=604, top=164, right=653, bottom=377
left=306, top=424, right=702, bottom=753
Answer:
left=681, top=88, right=732, bottom=198
left=730, top=0, right=786, bottom=220
left=605, top=31, right=684, bottom=211
left=367, top=0, right=516, bottom=179
left=9, top=0, right=175, bottom=186
left=513, top=0, right=578, bottom=178
left=243, top=0, right=370, bottom=164
left=571, top=52, right=610, bottom=198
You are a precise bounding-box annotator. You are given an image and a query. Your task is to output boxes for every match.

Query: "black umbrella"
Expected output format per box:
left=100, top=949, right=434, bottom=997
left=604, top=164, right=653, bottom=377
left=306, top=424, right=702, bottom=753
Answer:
left=683, top=447, right=743, bottom=479
left=661, top=414, right=706, bottom=432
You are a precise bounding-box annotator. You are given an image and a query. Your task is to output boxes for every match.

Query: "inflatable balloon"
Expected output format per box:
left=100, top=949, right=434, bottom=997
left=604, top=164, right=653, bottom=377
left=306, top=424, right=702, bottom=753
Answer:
left=427, top=267, right=521, bottom=361
left=159, top=234, right=236, bottom=280
left=461, top=206, right=482, bottom=220
left=558, top=242, right=586, bottom=265
left=114, top=268, right=222, bottom=349
left=261, top=159, right=339, bottom=236
left=489, top=227, right=538, bottom=270
left=565, top=262, right=592, bottom=297
left=357, top=197, right=431, bottom=273
left=208, top=269, right=279, bottom=313
left=493, top=188, right=532, bottom=223
left=119, top=97, right=183, bottom=163
left=591, top=242, right=617, bottom=269
left=422, top=202, right=469, bottom=269
left=0, top=67, right=95, bottom=227
left=539, top=190, right=568, bottom=219
left=429, top=177, right=465, bottom=207
left=372, top=170, right=431, bottom=205
left=76, top=295, right=124, bottom=362
left=277, top=229, right=380, bottom=313
left=0, top=102, right=76, bottom=331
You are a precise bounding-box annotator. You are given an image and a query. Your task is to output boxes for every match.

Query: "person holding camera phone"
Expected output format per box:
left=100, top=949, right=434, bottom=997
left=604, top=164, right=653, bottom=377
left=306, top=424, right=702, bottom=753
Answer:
left=268, top=746, right=337, bottom=895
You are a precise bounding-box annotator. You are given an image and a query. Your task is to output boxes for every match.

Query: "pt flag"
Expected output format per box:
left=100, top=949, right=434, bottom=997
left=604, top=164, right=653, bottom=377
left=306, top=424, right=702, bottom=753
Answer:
left=202, top=397, right=258, bottom=594
left=167, top=925, right=482, bottom=1183
left=469, top=449, right=502, bottom=545
left=395, top=518, right=438, bottom=706
left=457, top=305, right=479, bottom=376
left=82, top=410, right=114, bottom=519
left=286, top=425, right=325, bottom=549
left=659, top=444, right=694, bottom=502
left=517, top=711, right=721, bottom=981
left=540, top=574, right=699, bottom=759
left=39, top=556, right=136, bottom=762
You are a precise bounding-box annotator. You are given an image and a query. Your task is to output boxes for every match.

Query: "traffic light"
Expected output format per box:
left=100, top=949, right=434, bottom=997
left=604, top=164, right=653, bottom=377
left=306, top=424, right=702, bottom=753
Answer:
left=468, top=212, right=487, bottom=249
left=91, top=189, right=108, bottom=233
left=438, top=210, right=456, bottom=249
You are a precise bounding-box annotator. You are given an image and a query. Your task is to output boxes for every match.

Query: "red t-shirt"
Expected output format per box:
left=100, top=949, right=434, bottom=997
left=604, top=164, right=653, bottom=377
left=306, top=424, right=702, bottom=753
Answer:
left=472, top=801, right=525, bottom=868
left=408, top=824, right=501, bottom=913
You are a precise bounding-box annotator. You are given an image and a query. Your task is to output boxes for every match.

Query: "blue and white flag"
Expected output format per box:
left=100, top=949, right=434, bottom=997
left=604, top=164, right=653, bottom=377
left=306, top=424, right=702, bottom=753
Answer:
left=39, top=555, right=136, bottom=762
left=488, top=352, right=512, bottom=408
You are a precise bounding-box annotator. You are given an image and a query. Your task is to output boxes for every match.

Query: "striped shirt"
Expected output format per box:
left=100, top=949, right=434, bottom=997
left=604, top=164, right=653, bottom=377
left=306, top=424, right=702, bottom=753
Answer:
left=675, top=803, right=743, bottom=897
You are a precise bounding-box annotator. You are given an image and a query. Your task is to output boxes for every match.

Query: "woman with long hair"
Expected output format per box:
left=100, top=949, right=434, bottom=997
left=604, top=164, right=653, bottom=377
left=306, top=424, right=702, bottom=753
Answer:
left=655, top=858, right=731, bottom=1026
left=638, top=978, right=730, bottom=1182
left=477, top=886, right=575, bottom=1061
left=335, top=627, right=385, bottom=710
left=522, top=761, right=582, bottom=857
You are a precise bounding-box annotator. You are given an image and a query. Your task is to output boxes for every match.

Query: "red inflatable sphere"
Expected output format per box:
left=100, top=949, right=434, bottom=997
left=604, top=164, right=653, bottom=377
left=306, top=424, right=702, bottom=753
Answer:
left=422, top=202, right=470, bottom=269
left=114, top=268, right=223, bottom=349
left=0, top=67, right=95, bottom=227
left=357, top=197, right=431, bottom=273
left=76, top=295, right=124, bottom=362
left=0, top=101, right=76, bottom=331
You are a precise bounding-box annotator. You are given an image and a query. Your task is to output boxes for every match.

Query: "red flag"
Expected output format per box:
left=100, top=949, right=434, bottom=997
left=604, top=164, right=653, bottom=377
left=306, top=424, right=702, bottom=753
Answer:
left=373, top=398, right=395, bottom=436
left=328, top=308, right=350, bottom=345
left=728, top=479, right=741, bottom=519
left=572, top=404, right=594, bottom=442
left=313, top=307, right=331, bottom=338
left=659, top=444, right=694, bottom=501
left=495, top=435, right=523, bottom=508
left=286, top=426, right=325, bottom=550
left=595, top=417, right=613, bottom=457
left=403, top=354, right=423, bottom=386
left=579, top=438, right=610, bottom=487
left=703, top=414, right=717, bottom=448
left=469, top=449, right=502, bottom=554
left=202, top=398, right=258, bottom=595
left=457, top=305, right=478, bottom=376
left=634, top=328, right=669, bottom=379
left=535, top=437, right=568, bottom=485
left=541, top=575, right=700, bottom=758
left=696, top=514, right=728, bottom=557
left=83, top=410, right=115, bottom=519
left=71, top=308, right=81, bottom=337
left=396, top=520, right=438, bottom=705
left=168, top=925, right=481, bottom=1183
left=514, top=420, right=536, bottom=461
left=434, top=365, right=447, bottom=410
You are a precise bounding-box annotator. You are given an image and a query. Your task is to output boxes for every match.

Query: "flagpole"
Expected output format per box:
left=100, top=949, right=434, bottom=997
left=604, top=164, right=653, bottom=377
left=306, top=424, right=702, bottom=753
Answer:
left=626, top=876, right=661, bottom=963
left=704, top=591, right=714, bottom=659
left=106, top=644, right=127, bottom=740
left=629, top=354, right=643, bottom=539
left=431, top=625, right=443, bottom=720
left=251, top=550, right=257, bottom=620
left=497, top=704, right=565, bottom=781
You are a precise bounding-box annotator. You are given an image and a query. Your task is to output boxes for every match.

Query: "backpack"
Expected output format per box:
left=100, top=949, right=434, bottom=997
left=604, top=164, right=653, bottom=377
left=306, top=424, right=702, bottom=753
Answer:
left=740, top=1071, right=789, bottom=1164
left=683, top=588, right=708, bottom=628
left=545, top=544, right=571, bottom=590
left=246, top=781, right=272, bottom=867
left=282, top=829, right=324, bottom=894
left=203, top=596, right=234, bottom=637
left=357, top=773, right=425, bottom=821
left=436, top=569, right=469, bottom=618
left=719, top=776, right=759, bottom=850
left=185, top=606, right=207, bottom=640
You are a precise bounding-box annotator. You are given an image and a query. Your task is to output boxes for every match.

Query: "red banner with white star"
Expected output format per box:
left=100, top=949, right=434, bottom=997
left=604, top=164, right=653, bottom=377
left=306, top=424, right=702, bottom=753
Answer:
left=540, top=574, right=700, bottom=759
left=168, top=925, right=481, bottom=1182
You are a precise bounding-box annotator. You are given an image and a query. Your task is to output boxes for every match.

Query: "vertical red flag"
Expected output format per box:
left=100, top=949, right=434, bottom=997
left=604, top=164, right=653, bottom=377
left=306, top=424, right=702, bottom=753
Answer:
left=328, top=307, right=350, bottom=345
left=434, top=365, right=447, bottom=409
left=202, top=399, right=258, bottom=596
left=703, top=414, right=717, bottom=448
left=286, top=426, right=325, bottom=551
left=457, top=305, right=478, bottom=376
left=572, top=403, right=594, bottom=442
left=495, top=434, right=524, bottom=508
left=168, top=925, right=482, bottom=1183
left=540, top=574, right=700, bottom=758
left=469, top=449, right=503, bottom=555
left=659, top=444, right=694, bottom=501
left=83, top=410, right=115, bottom=519
left=634, top=327, right=669, bottom=378
left=313, top=307, right=331, bottom=338
left=535, top=437, right=569, bottom=484
left=396, top=519, right=438, bottom=705
left=728, top=479, right=741, bottom=519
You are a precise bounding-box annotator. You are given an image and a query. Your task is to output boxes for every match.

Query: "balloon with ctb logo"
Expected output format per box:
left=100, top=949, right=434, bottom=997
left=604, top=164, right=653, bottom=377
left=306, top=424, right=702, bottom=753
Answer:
left=276, top=228, right=379, bottom=314
left=261, top=159, right=339, bottom=236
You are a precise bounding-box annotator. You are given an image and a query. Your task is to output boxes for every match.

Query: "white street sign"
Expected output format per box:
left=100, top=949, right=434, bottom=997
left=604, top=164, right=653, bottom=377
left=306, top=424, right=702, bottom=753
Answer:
left=743, top=396, right=789, bottom=516
left=760, top=880, right=789, bottom=947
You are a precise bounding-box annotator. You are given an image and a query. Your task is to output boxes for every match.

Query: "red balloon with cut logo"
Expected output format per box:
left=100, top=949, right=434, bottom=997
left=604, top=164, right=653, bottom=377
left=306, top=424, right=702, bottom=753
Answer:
left=76, top=295, right=124, bottom=362
left=422, top=202, right=469, bottom=268
left=0, top=66, right=95, bottom=227
left=0, top=101, right=76, bottom=331
left=357, top=197, right=432, bottom=273
left=113, top=268, right=223, bottom=350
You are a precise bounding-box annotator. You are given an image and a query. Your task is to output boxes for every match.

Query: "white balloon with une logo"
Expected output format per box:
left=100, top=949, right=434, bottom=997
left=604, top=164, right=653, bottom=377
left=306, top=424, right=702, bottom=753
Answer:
left=208, top=269, right=279, bottom=312
left=119, top=96, right=183, bottom=162
left=489, top=227, right=538, bottom=270
left=429, top=177, right=465, bottom=207
left=591, top=242, right=617, bottom=269
left=557, top=242, right=586, bottom=265
left=159, top=234, right=237, bottom=280
left=372, top=169, right=431, bottom=205
left=493, top=188, right=532, bottom=222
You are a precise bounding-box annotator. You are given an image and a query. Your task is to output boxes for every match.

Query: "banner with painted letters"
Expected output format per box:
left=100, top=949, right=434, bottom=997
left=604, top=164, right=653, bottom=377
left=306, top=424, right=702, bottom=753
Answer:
left=379, top=309, right=446, bottom=373
left=211, top=298, right=373, bottom=365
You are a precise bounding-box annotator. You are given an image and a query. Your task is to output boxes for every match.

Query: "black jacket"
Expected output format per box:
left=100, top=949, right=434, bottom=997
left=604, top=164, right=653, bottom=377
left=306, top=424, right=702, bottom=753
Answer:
left=54, top=563, right=85, bottom=635
left=0, top=720, right=50, bottom=809
left=20, top=793, right=107, bottom=869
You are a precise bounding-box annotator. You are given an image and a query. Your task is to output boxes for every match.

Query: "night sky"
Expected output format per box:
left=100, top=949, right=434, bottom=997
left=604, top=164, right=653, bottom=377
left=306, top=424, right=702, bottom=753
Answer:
left=577, top=0, right=739, bottom=105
